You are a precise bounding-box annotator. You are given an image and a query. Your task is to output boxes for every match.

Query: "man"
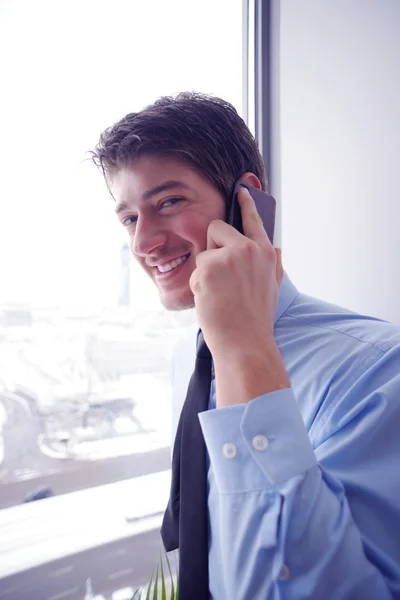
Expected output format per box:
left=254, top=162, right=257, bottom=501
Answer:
left=92, top=93, right=400, bottom=599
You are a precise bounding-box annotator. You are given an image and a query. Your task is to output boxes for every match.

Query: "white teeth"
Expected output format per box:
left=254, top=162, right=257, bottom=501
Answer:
left=157, top=254, right=189, bottom=273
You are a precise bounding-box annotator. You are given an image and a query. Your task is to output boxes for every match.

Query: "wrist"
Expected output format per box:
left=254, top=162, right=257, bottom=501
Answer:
left=213, top=341, right=290, bottom=408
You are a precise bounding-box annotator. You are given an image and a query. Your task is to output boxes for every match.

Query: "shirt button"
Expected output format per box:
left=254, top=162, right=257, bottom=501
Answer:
left=222, top=443, right=237, bottom=459
left=278, top=564, right=290, bottom=581
left=252, top=434, right=269, bottom=451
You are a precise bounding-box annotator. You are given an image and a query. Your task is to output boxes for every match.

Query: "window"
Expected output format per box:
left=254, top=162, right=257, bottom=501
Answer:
left=0, top=0, right=245, bottom=597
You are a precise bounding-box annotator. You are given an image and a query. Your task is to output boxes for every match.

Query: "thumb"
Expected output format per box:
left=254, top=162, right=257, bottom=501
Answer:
left=206, top=220, right=220, bottom=250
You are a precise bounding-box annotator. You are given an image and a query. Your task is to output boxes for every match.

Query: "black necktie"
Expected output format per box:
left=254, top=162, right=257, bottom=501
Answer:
left=161, top=330, right=212, bottom=600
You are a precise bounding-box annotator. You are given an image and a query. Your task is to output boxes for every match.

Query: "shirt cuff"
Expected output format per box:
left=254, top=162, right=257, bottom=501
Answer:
left=198, top=388, right=317, bottom=494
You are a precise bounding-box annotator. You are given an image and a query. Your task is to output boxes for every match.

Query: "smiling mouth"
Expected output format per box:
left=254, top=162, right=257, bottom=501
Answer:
left=156, top=253, right=191, bottom=274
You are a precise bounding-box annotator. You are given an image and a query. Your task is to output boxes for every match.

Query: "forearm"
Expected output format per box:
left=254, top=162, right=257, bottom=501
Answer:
left=213, top=342, right=290, bottom=408
left=212, top=466, right=391, bottom=600
left=199, top=391, right=396, bottom=600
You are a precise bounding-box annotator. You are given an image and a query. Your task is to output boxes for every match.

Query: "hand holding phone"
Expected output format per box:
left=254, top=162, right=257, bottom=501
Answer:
left=191, top=179, right=286, bottom=407
left=228, top=181, right=276, bottom=244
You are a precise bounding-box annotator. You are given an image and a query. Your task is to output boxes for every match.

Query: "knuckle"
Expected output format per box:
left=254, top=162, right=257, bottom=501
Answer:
left=202, top=262, right=217, bottom=285
left=219, top=249, right=236, bottom=270
left=189, top=270, right=199, bottom=293
left=263, top=243, right=277, bottom=263
left=195, top=250, right=206, bottom=267
left=241, top=239, right=256, bottom=256
left=202, top=250, right=229, bottom=281
left=240, top=237, right=252, bottom=250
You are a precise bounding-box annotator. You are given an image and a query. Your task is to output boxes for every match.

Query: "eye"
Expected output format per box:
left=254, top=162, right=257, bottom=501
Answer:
left=122, top=215, right=137, bottom=227
left=160, top=197, right=184, bottom=209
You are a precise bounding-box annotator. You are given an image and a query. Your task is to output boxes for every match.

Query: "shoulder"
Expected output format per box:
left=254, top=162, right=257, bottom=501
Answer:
left=278, top=291, right=400, bottom=444
left=279, top=291, right=400, bottom=355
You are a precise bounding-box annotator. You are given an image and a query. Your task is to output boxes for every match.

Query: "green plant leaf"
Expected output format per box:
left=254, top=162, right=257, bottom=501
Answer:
left=164, top=550, right=175, bottom=600
left=133, top=545, right=178, bottom=600
left=160, top=552, right=167, bottom=600
left=152, top=562, right=159, bottom=600
left=145, top=570, right=154, bottom=600
left=174, top=551, right=179, bottom=600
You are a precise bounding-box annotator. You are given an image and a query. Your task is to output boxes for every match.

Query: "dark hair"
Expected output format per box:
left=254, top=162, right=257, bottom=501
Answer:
left=91, top=92, right=267, bottom=202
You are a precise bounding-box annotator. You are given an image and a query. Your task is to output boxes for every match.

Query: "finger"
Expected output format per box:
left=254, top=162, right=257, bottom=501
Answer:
left=238, top=186, right=271, bottom=246
left=196, top=246, right=226, bottom=268
left=206, top=219, right=243, bottom=250
left=189, top=268, right=200, bottom=297
left=275, top=248, right=284, bottom=286
left=190, top=248, right=225, bottom=296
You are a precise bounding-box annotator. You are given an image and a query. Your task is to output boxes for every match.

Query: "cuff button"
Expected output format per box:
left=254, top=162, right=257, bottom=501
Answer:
left=252, top=434, right=269, bottom=451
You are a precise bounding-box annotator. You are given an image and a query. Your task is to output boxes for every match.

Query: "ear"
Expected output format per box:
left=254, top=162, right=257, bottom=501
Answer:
left=239, top=172, right=263, bottom=190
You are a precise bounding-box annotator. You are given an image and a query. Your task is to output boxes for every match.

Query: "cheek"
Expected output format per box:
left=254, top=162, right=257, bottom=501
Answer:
left=176, top=213, right=212, bottom=249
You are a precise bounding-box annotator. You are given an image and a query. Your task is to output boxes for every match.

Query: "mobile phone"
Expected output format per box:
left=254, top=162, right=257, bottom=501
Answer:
left=228, top=181, right=276, bottom=244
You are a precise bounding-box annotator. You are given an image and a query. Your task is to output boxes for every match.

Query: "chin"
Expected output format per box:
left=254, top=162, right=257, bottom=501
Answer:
left=160, top=289, right=195, bottom=312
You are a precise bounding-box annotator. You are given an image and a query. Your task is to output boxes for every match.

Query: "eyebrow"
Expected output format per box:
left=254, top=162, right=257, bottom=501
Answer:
left=115, top=180, right=191, bottom=215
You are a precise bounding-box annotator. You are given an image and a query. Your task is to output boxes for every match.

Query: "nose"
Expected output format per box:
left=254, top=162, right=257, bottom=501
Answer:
left=132, top=214, right=168, bottom=257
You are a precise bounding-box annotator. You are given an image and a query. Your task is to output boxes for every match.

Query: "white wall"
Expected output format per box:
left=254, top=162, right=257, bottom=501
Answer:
left=277, top=0, right=400, bottom=322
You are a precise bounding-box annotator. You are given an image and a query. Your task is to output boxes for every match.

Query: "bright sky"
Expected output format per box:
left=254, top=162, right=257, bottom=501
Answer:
left=0, top=0, right=243, bottom=313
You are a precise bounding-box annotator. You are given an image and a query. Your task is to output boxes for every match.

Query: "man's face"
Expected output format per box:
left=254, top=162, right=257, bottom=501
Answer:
left=112, top=156, right=226, bottom=310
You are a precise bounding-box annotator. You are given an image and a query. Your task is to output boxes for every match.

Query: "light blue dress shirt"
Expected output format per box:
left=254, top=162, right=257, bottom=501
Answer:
left=197, top=273, right=400, bottom=600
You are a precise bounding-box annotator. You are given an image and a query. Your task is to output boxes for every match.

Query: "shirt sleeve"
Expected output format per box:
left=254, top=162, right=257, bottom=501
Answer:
left=198, top=346, right=400, bottom=600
